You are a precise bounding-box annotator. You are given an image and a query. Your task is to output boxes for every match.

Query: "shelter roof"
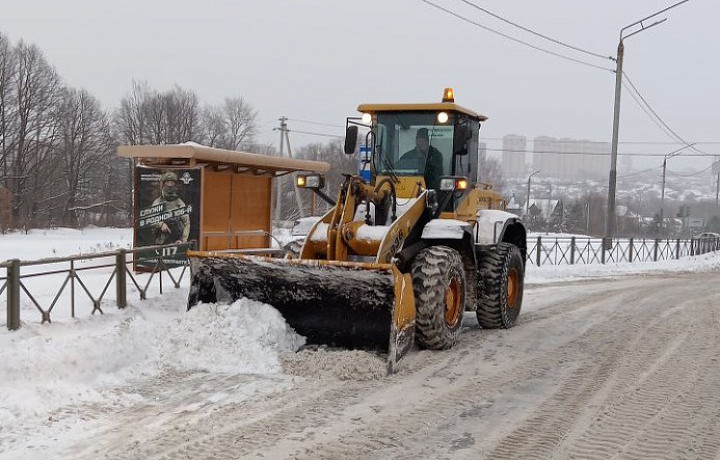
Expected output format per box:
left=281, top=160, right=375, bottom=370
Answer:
left=117, top=142, right=330, bottom=177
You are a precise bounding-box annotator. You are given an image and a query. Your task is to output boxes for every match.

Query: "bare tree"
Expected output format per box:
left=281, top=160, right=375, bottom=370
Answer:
left=221, top=97, right=257, bottom=150
left=115, top=82, right=202, bottom=146
left=0, top=32, right=17, bottom=188
left=478, top=149, right=505, bottom=193
left=201, top=105, right=225, bottom=148
left=56, top=88, right=114, bottom=226
left=115, top=80, right=151, bottom=146
left=200, top=97, right=258, bottom=151
left=9, top=41, right=61, bottom=228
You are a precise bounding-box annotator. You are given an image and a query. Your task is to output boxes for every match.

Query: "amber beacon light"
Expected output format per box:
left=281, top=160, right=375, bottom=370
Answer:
left=442, top=87, right=454, bottom=103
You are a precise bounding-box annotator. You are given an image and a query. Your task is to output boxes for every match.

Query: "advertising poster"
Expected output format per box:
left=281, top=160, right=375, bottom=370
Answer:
left=134, top=166, right=202, bottom=270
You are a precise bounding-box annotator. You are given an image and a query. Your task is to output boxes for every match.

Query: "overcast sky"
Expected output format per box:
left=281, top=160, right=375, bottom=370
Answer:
left=2, top=0, right=718, bottom=173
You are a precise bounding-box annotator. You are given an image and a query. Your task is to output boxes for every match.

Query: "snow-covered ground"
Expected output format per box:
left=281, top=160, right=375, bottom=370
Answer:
left=0, top=228, right=719, bottom=459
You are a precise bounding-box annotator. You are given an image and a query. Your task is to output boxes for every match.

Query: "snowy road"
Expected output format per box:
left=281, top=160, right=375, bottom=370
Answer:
left=8, top=271, right=719, bottom=460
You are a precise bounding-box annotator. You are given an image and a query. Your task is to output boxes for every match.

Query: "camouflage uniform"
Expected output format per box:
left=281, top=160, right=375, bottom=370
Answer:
left=151, top=171, right=190, bottom=244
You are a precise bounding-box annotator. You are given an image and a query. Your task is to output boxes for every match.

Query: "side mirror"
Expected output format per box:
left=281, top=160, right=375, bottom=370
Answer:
left=453, top=125, right=471, bottom=156
left=344, top=126, right=358, bottom=154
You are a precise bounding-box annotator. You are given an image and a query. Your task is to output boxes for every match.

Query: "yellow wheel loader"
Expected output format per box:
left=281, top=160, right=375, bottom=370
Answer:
left=187, top=89, right=527, bottom=372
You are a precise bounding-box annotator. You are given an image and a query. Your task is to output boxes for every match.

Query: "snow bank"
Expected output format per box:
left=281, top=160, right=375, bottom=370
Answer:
left=0, top=227, right=131, bottom=261
left=526, top=250, right=720, bottom=284
left=0, top=292, right=305, bottom=423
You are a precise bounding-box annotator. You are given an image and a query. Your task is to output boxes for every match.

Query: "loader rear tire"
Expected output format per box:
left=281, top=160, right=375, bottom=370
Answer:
left=411, top=246, right=466, bottom=350
left=476, top=243, right=524, bottom=329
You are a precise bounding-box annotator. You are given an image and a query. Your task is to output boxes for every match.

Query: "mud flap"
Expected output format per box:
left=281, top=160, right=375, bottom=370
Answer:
left=187, top=251, right=416, bottom=372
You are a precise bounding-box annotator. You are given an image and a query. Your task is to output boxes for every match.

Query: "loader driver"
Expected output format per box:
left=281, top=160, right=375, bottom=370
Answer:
left=398, top=128, right=443, bottom=190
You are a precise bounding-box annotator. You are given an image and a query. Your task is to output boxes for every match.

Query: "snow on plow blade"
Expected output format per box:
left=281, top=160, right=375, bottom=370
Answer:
left=186, top=251, right=416, bottom=373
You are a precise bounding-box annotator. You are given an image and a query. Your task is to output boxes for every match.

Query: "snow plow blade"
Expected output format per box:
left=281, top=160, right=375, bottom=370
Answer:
left=186, top=251, right=416, bottom=373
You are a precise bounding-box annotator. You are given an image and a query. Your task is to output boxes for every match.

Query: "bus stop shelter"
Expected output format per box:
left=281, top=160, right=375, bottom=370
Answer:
left=117, top=143, right=330, bottom=264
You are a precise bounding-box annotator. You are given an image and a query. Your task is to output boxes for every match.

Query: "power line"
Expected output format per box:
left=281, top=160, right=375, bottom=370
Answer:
left=667, top=163, right=715, bottom=177
left=289, top=129, right=343, bottom=139
left=619, top=165, right=662, bottom=179
left=480, top=137, right=720, bottom=145
left=456, top=0, right=611, bottom=61
left=287, top=118, right=344, bottom=129
left=487, top=147, right=716, bottom=157
left=622, top=71, right=712, bottom=157
left=621, top=79, right=679, bottom=142
left=417, top=0, right=615, bottom=73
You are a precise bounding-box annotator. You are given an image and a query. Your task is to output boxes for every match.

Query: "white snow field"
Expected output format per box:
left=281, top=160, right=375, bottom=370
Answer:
left=1, top=227, right=720, bottom=459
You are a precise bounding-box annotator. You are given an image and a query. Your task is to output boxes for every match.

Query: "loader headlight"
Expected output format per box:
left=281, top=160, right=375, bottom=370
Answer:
left=439, top=178, right=455, bottom=191
left=437, top=111, right=449, bottom=123
left=297, top=174, right=324, bottom=189
left=361, top=113, right=372, bottom=124
left=439, top=176, right=470, bottom=192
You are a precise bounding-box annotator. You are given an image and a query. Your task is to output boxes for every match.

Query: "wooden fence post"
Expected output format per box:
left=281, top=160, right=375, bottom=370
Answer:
left=536, top=236, right=542, bottom=266
left=570, top=237, right=576, bottom=265
left=628, top=238, right=634, bottom=263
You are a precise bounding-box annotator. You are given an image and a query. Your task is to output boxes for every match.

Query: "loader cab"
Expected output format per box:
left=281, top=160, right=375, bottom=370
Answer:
left=351, top=92, right=485, bottom=211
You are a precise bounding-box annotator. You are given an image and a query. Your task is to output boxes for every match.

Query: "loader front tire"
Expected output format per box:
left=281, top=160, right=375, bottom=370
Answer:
left=476, top=243, right=524, bottom=329
left=411, top=246, right=466, bottom=350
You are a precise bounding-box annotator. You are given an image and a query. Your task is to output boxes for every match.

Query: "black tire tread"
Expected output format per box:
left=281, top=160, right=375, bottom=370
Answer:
left=411, top=245, right=466, bottom=350
left=476, top=243, right=524, bottom=329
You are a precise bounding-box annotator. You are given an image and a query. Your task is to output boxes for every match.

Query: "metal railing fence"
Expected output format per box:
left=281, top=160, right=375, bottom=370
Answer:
left=526, top=235, right=720, bottom=266
left=1, top=242, right=194, bottom=331
left=3, top=235, right=719, bottom=331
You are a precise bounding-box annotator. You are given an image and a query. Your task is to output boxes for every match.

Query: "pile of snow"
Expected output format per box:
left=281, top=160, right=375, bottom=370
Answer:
left=167, top=298, right=305, bottom=374
left=0, top=292, right=304, bottom=424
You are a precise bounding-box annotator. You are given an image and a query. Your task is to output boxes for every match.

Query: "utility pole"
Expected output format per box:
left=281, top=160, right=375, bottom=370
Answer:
left=274, top=117, right=287, bottom=222
left=715, top=156, right=720, bottom=208
left=660, top=156, right=667, bottom=233
left=273, top=117, right=306, bottom=221
left=526, top=170, right=541, bottom=217
left=605, top=0, right=690, bottom=246
left=283, top=126, right=306, bottom=219
left=660, top=143, right=696, bottom=234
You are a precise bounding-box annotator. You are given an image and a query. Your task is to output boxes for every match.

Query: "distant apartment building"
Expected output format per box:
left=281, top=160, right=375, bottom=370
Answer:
left=532, top=136, right=610, bottom=180
left=501, top=135, right=527, bottom=178
left=477, top=142, right=487, bottom=182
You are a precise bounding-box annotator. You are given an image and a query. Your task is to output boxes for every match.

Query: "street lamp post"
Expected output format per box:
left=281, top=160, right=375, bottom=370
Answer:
left=526, top=170, right=541, bottom=217
left=660, top=143, right=697, bottom=233
left=605, top=0, right=690, bottom=247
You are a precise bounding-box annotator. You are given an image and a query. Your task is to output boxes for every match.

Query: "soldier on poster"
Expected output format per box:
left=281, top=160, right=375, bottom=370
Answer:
left=135, top=167, right=201, bottom=270
left=151, top=171, right=190, bottom=245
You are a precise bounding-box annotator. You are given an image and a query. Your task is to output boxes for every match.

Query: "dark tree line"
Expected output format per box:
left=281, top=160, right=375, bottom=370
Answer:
left=0, top=32, right=510, bottom=231
left=0, top=32, right=260, bottom=231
